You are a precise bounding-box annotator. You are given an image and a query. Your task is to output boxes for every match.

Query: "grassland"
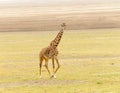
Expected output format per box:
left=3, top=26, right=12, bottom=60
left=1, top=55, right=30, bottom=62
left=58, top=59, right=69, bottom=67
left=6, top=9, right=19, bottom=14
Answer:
left=0, top=29, right=120, bottom=93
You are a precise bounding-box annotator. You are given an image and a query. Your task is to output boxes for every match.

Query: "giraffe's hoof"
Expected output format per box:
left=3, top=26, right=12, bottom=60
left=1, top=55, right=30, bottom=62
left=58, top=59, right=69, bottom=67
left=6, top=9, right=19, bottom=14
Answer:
left=40, top=76, right=42, bottom=79
left=54, top=75, right=56, bottom=79
left=50, top=75, right=54, bottom=79
left=50, top=75, right=56, bottom=79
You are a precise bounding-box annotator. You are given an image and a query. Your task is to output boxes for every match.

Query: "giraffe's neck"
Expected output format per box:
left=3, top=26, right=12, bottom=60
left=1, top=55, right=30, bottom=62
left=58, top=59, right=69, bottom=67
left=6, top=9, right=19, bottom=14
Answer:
left=50, top=28, right=64, bottom=48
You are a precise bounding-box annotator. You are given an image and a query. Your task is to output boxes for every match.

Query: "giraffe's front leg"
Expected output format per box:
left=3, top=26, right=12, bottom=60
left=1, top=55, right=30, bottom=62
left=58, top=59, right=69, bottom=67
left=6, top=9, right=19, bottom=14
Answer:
left=45, top=59, right=51, bottom=76
left=51, top=56, right=60, bottom=78
left=54, top=56, right=60, bottom=75
left=50, top=58, right=56, bottom=79
left=52, top=58, right=55, bottom=74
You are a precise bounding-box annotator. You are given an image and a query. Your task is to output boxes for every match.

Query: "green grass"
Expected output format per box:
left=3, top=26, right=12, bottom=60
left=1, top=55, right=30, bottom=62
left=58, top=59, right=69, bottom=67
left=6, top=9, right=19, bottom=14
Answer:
left=0, top=29, right=120, bottom=93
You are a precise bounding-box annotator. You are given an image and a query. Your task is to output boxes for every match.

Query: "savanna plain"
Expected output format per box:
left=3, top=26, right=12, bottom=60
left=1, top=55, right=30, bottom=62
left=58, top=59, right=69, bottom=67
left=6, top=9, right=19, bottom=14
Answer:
left=0, top=29, right=120, bottom=93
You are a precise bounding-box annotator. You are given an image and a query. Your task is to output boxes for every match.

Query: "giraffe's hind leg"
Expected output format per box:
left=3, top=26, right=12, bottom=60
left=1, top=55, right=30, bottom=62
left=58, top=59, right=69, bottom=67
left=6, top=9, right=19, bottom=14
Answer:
left=39, top=56, right=43, bottom=78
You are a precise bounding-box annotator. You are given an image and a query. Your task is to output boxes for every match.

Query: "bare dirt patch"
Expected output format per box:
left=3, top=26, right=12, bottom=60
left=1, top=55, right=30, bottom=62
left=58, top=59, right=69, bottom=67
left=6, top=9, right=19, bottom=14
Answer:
left=0, top=79, right=85, bottom=88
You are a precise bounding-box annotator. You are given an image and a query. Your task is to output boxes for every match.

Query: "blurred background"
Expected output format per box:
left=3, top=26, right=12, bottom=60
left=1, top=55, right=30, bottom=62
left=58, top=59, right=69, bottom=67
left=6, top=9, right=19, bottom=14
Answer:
left=0, top=0, right=120, bottom=31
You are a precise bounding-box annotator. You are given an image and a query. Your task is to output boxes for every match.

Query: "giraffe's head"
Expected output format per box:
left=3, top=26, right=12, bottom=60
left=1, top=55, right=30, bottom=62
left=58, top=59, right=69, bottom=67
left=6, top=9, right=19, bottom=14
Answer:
left=61, top=23, right=66, bottom=30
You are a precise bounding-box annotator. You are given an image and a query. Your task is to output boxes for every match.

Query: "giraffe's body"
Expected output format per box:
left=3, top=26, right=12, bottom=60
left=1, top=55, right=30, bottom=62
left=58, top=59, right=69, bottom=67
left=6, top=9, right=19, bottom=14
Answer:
left=39, top=23, right=66, bottom=78
left=39, top=46, right=58, bottom=59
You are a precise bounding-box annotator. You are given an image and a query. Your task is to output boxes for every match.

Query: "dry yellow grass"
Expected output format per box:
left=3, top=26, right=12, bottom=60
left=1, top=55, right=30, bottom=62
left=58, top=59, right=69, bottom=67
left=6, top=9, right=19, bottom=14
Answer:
left=0, top=29, right=120, bottom=93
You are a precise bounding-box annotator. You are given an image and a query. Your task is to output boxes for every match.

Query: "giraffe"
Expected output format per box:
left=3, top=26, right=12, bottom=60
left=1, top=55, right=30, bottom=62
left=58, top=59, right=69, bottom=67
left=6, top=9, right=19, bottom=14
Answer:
left=39, top=23, right=66, bottom=78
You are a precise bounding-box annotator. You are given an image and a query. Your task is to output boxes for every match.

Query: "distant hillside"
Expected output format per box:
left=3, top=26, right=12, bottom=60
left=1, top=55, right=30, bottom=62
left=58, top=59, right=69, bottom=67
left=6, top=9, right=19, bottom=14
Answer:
left=0, top=1, right=120, bottom=31
left=0, top=0, right=120, bottom=7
